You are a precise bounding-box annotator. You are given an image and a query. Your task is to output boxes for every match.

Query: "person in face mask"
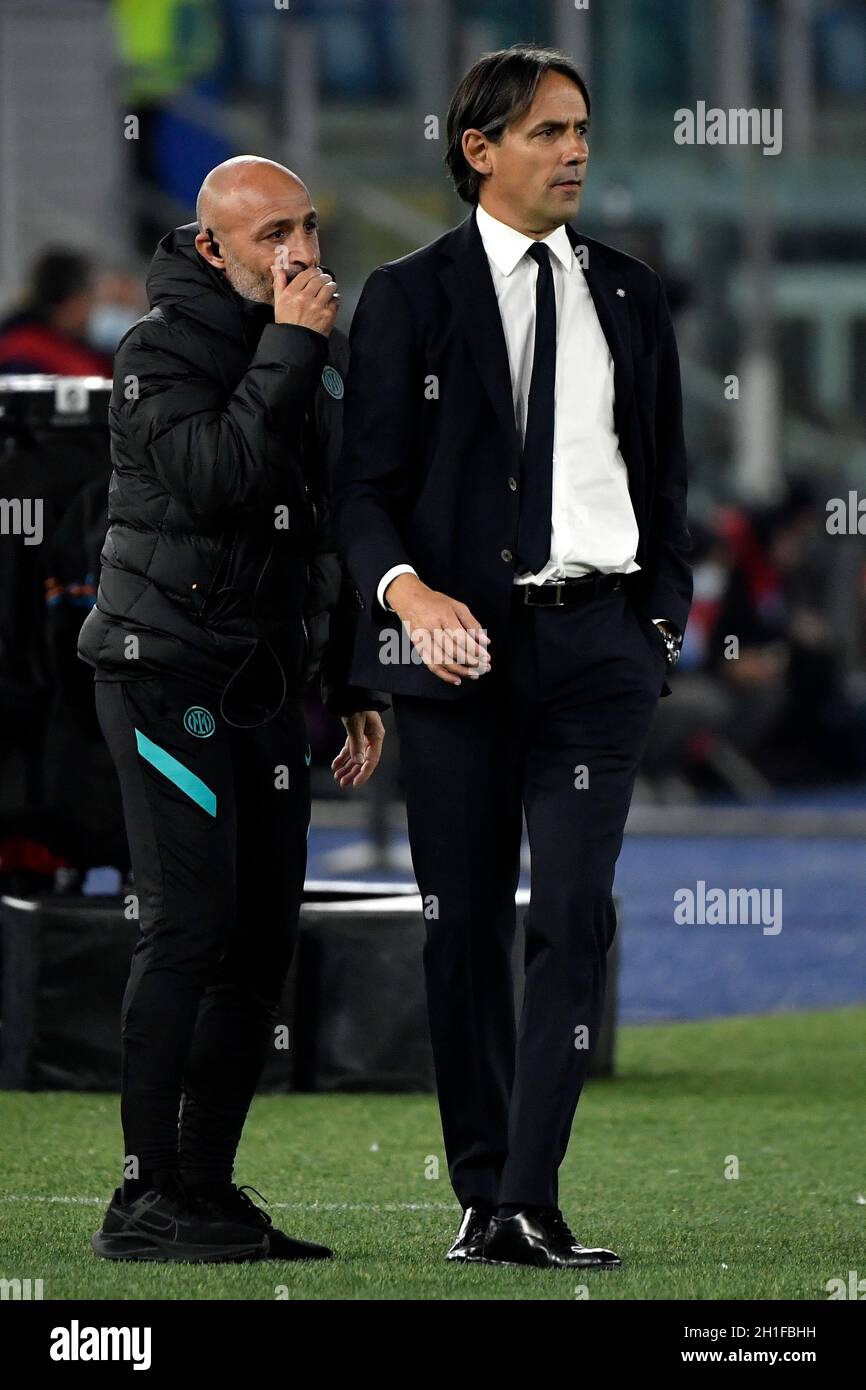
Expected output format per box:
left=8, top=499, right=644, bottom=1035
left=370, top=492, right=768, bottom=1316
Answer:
left=0, top=249, right=113, bottom=377
left=86, top=270, right=147, bottom=355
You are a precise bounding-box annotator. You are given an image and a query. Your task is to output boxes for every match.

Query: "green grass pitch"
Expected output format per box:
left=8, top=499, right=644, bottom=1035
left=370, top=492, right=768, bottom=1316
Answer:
left=1, top=1007, right=862, bottom=1301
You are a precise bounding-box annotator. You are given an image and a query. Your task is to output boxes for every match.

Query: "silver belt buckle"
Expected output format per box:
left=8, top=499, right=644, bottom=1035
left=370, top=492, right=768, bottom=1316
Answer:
left=523, top=580, right=565, bottom=606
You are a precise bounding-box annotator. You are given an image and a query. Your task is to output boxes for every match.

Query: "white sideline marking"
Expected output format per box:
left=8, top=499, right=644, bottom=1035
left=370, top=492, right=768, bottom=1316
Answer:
left=1, top=1194, right=458, bottom=1212
left=3, top=1195, right=104, bottom=1206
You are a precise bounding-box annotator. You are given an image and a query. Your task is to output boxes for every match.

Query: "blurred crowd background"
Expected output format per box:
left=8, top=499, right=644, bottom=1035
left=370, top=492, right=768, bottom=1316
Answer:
left=0, top=0, right=865, bottom=890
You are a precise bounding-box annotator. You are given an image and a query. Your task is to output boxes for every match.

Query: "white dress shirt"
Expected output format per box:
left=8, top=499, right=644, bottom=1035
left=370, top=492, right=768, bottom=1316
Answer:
left=377, top=201, right=643, bottom=612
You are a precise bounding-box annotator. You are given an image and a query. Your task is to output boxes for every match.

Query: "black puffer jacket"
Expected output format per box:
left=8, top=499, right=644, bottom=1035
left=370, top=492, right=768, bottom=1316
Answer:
left=77, top=223, right=386, bottom=721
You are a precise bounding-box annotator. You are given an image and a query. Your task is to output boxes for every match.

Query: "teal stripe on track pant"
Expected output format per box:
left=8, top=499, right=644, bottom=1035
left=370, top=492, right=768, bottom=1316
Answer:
left=134, top=728, right=217, bottom=817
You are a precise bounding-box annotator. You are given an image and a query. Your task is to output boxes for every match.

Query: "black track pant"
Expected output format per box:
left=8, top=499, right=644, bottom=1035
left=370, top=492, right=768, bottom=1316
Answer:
left=94, top=669, right=310, bottom=1185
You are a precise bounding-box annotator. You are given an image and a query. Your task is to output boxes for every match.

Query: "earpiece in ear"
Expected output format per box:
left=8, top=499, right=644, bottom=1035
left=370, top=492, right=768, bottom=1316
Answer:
left=206, top=227, right=222, bottom=258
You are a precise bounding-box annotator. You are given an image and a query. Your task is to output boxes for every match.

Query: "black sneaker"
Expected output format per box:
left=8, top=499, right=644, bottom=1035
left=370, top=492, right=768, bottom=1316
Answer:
left=91, top=1183, right=269, bottom=1263
left=187, top=1182, right=333, bottom=1261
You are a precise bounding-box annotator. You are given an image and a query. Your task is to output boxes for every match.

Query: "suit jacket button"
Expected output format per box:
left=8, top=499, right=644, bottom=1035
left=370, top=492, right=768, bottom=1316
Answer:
left=507, top=476, right=518, bottom=491
left=501, top=548, right=513, bottom=563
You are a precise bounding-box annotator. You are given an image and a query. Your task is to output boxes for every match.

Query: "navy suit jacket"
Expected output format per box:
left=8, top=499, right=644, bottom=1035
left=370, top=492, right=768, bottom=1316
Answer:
left=333, top=210, right=693, bottom=700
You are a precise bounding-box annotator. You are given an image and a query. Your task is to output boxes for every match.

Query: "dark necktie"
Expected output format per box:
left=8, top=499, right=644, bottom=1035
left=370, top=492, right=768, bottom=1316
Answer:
left=515, top=241, right=556, bottom=574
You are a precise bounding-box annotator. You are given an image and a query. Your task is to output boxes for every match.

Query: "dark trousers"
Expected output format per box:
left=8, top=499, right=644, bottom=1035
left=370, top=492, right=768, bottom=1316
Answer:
left=392, top=584, right=667, bottom=1210
left=94, top=666, right=310, bottom=1185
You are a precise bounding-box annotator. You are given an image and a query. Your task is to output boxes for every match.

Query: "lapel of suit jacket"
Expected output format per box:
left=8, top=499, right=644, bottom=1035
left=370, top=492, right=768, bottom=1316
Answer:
left=437, top=212, right=521, bottom=472
left=565, top=223, right=635, bottom=437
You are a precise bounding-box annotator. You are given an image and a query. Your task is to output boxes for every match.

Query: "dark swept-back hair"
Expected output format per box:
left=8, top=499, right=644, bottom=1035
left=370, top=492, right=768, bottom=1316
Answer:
left=445, top=44, right=591, bottom=206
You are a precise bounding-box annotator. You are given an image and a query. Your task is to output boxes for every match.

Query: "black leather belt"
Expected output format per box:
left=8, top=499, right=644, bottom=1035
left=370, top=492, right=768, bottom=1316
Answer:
left=515, top=572, right=624, bottom=607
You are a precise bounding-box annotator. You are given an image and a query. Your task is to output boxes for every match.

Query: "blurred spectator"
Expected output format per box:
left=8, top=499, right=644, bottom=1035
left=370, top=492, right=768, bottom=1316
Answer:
left=708, top=496, right=812, bottom=766
left=706, top=485, right=865, bottom=784
left=0, top=250, right=113, bottom=377
left=674, top=520, right=733, bottom=673
left=644, top=486, right=866, bottom=797
left=641, top=519, right=735, bottom=799
left=88, top=269, right=148, bottom=355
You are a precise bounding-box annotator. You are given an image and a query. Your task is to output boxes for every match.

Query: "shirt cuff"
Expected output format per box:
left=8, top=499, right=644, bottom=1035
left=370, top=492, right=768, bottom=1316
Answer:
left=377, top=564, right=418, bottom=612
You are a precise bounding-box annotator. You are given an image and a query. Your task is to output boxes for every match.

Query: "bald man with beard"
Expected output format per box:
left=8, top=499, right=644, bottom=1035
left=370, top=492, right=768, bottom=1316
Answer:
left=80, top=157, right=387, bottom=1264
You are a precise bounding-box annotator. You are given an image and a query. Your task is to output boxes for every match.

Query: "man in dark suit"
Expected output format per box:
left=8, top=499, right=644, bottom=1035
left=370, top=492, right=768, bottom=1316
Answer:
left=333, top=46, right=692, bottom=1270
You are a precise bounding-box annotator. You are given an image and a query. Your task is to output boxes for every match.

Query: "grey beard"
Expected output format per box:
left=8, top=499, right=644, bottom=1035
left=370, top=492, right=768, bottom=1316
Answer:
left=221, top=252, right=273, bottom=305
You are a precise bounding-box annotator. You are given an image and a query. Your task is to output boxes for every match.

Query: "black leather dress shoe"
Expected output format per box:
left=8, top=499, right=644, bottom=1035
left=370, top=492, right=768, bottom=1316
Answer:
left=446, top=1204, right=494, bottom=1262
left=482, top=1207, right=621, bottom=1270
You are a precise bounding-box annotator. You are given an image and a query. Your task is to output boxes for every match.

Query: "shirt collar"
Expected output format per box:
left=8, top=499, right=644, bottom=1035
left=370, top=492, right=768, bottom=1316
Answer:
left=475, top=202, right=574, bottom=276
